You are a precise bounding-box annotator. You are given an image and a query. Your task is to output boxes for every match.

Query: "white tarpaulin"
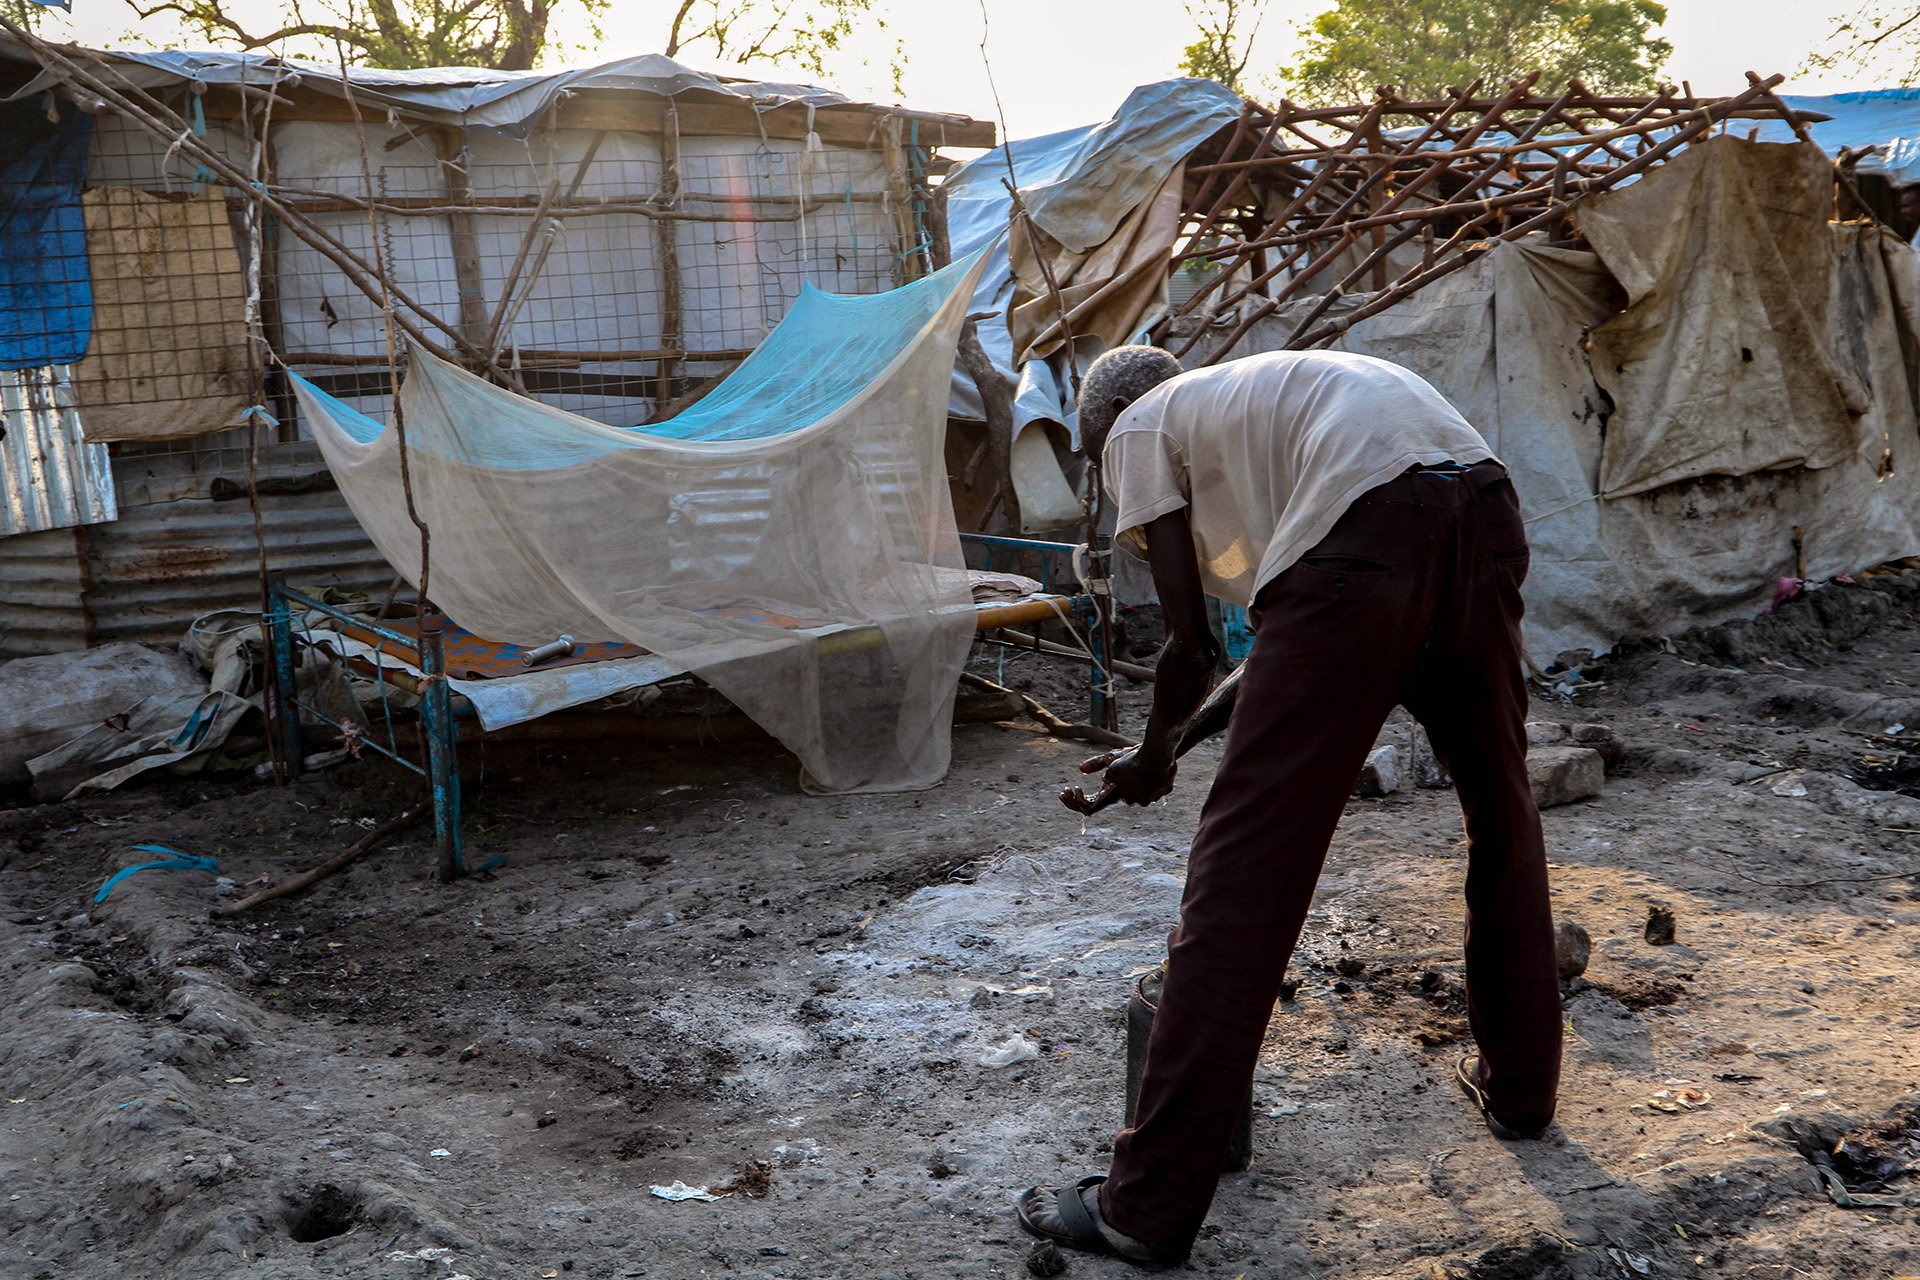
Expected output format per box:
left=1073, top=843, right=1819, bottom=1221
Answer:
left=4, top=50, right=860, bottom=140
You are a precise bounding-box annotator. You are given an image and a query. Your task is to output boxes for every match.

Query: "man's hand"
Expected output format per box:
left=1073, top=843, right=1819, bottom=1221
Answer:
left=1061, top=747, right=1176, bottom=813
left=1099, top=748, right=1178, bottom=806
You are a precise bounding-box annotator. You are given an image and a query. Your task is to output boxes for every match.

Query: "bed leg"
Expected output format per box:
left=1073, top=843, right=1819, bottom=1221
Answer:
left=267, top=580, right=304, bottom=781
left=1082, top=597, right=1111, bottom=729
left=419, top=614, right=464, bottom=881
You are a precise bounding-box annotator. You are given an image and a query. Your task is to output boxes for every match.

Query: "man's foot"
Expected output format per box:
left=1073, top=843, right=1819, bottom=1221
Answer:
left=1454, top=1054, right=1550, bottom=1140
left=1014, top=1174, right=1176, bottom=1270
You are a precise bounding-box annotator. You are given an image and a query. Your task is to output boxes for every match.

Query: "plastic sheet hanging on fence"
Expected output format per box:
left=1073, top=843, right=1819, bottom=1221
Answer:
left=0, top=106, right=92, bottom=369
left=72, top=188, right=253, bottom=442
left=1578, top=138, right=1864, bottom=498
left=946, top=79, right=1242, bottom=424
left=293, top=248, right=993, bottom=793
left=1292, top=201, right=1920, bottom=662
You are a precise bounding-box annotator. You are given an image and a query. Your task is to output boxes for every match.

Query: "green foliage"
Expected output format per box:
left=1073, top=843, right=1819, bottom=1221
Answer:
left=1177, top=0, right=1269, bottom=95
left=128, top=0, right=605, bottom=70
left=666, top=0, right=892, bottom=82
left=0, top=0, right=52, bottom=32
left=123, top=0, right=895, bottom=77
left=1286, top=0, right=1671, bottom=104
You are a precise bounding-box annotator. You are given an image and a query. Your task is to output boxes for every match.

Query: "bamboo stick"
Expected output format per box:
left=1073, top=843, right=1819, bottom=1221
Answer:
left=1169, top=78, right=1536, bottom=348
left=282, top=344, right=756, bottom=367
left=1182, top=88, right=1791, bottom=180
left=959, top=672, right=1134, bottom=750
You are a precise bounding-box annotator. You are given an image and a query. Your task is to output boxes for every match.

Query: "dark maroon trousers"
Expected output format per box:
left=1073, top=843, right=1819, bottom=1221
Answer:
left=1100, top=461, right=1562, bottom=1258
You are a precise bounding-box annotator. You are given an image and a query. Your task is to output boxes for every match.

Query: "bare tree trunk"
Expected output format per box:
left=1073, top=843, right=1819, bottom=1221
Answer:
left=496, top=0, right=548, bottom=70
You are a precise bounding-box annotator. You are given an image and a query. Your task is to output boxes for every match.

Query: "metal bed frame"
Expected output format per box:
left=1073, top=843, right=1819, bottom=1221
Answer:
left=263, top=533, right=1107, bottom=879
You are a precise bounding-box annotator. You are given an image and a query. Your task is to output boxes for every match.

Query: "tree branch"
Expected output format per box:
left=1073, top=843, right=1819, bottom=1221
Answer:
left=665, top=0, right=698, bottom=56
left=126, top=0, right=370, bottom=52
left=1859, top=5, right=1920, bottom=53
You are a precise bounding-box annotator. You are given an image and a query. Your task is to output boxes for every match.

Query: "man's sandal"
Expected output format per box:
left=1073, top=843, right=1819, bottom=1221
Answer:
left=1454, top=1053, right=1549, bottom=1140
left=1014, top=1174, right=1177, bottom=1271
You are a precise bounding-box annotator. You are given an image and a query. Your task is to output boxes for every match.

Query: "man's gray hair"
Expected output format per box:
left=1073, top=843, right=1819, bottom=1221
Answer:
left=1079, top=345, right=1183, bottom=450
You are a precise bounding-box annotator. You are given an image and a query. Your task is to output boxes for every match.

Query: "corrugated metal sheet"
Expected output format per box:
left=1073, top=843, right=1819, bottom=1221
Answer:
left=0, top=523, right=90, bottom=655
left=0, top=485, right=394, bottom=658
left=0, top=364, right=117, bottom=537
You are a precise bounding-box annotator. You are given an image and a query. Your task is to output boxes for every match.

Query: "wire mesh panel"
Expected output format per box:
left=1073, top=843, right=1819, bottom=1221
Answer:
left=0, top=38, right=973, bottom=661
left=264, top=116, right=914, bottom=433
left=466, top=128, right=667, bottom=424
left=272, top=120, right=458, bottom=364
left=76, top=108, right=256, bottom=441
left=0, top=97, right=272, bottom=524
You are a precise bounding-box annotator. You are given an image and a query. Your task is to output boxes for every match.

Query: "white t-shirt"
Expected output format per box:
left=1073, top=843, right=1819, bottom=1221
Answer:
left=1103, top=351, right=1494, bottom=607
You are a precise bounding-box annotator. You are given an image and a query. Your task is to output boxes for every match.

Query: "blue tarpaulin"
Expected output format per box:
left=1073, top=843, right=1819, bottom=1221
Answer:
left=0, top=107, right=93, bottom=369
left=1754, top=90, right=1920, bottom=187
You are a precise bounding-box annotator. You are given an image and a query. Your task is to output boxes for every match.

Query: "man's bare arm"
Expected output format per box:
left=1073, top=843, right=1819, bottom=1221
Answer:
left=1093, top=509, right=1219, bottom=806
left=1138, top=509, right=1219, bottom=766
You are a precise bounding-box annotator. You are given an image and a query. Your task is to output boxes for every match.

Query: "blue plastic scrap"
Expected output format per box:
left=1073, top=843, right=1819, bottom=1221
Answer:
left=0, top=105, right=93, bottom=369
left=93, top=845, right=220, bottom=904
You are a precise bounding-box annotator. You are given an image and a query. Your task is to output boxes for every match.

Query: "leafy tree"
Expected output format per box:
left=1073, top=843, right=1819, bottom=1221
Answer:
left=1177, top=0, right=1270, bottom=95
left=1286, top=0, right=1671, bottom=104
left=1806, top=4, right=1920, bottom=84
left=122, top=0, right=892, bottom=75
left=1, top=0, right=52, bottom=32
left=666, top=0, right=893, bottom=83
left=122, top=0, right=589, bottom=70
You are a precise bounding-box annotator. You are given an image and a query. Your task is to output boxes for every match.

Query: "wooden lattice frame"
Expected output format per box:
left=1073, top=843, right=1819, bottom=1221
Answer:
left=1156, top=71, right=1833, bottom=364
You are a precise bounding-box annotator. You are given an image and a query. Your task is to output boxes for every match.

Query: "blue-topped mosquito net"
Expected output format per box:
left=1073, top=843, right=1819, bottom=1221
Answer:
left=293, top=248, right=995, bottom=794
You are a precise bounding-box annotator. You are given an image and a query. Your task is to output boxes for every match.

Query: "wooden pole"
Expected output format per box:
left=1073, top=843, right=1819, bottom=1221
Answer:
left=655, top=103, right=685, bottom=408
left=211, top=804, right=428, bottom=916
left=435, top=128, right=494, bottom=360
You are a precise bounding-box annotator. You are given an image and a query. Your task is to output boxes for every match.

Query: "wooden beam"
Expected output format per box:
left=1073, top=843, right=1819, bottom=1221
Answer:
left=655, top=102, right=684, bottom=407
left=433, top=128, right=493, bottom=358
left=200, top=84, right=996, bottom=149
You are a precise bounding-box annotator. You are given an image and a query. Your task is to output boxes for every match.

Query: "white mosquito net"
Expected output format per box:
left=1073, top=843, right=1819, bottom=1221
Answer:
left=291, top=248, right=994, bottom=793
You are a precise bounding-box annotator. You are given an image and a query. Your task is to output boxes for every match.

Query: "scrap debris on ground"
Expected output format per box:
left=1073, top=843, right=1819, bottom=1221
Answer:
left=3, top=570, right=1920, bottom=1278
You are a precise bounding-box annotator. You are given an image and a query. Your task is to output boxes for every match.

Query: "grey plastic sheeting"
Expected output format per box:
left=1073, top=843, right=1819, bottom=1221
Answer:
left=2, top=49, right=860, bottom=139
left=944, top=79, right=1242, bottom=435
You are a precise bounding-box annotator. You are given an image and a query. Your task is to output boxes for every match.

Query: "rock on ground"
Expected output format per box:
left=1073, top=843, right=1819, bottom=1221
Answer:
left=1526, top=744, right=1604, bottom=808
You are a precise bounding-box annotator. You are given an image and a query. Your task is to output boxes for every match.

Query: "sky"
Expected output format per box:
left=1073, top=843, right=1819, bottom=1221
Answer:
left=30, top=0, right=1909, bottom=141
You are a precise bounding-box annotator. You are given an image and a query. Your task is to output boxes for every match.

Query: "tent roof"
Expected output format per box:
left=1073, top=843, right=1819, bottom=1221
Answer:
left=0, top=40, right=993, bottom=143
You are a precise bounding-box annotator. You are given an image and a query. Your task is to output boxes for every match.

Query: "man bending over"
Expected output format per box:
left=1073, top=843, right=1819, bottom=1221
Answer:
left=1015, top=346, right=1563, bottom=1269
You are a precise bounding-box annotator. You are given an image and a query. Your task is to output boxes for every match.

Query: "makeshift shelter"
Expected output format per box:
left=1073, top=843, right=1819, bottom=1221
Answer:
left=944, top=73, right=1920, bottom=660
left=1186, top=134, right=1920, bottom=660
left=941, top=77, right=1820, bottom=531
left=942, top=80, right=1242, bottom=532
left=0, top=32, right=990, bottom=657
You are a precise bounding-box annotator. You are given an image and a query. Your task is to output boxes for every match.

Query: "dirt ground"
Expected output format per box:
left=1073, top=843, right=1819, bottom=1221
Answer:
left=5, top=572, right=1920, bottom=1280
